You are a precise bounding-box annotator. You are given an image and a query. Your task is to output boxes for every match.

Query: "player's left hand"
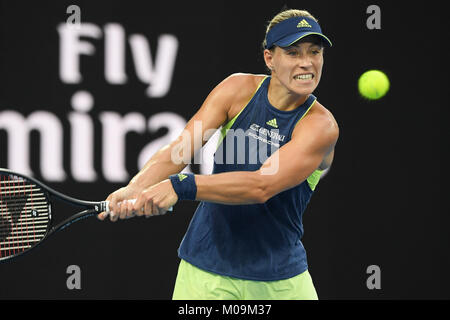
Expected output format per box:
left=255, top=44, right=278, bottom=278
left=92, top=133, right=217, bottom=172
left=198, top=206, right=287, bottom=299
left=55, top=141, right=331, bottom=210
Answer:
left=131, top=179, right=178, bottom=218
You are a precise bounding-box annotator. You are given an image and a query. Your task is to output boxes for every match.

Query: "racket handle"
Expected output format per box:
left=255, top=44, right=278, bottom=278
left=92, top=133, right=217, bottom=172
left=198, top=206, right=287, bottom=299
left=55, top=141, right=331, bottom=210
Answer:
left=103, top=199, right=173, bottom=217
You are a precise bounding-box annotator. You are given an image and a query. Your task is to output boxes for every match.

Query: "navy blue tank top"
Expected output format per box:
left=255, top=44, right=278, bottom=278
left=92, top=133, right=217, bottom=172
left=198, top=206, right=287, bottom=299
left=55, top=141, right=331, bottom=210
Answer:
left=178, top=76, right=322, bottom=281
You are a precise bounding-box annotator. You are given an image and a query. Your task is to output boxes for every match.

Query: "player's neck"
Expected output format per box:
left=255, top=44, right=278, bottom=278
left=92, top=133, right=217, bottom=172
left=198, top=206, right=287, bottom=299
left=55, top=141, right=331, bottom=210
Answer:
left=267, top=77, right=309, bottom=112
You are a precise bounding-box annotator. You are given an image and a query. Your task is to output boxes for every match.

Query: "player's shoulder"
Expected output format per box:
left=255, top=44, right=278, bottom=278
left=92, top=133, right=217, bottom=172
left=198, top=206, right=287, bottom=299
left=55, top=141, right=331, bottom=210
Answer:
left=219, top=73, right=267, bottom=97
left=213, top=73, right=268, bottom=119
left=296, top=99, right=339, bottom=141
left=310, top=101, right=337, bottom=125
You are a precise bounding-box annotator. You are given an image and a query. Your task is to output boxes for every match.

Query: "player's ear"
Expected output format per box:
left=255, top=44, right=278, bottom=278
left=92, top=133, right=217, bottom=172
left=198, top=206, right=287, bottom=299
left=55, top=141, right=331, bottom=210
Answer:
left=263, top=48, right=275, bottom=71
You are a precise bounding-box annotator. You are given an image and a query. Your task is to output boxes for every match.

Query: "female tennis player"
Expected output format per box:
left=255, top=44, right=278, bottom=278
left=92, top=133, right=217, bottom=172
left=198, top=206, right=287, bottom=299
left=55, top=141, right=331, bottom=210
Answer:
left=99, top=9, right=339, bottom=300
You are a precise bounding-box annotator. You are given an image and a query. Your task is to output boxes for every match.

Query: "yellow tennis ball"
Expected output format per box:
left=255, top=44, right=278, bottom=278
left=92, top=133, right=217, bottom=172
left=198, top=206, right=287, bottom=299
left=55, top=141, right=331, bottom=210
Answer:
left=358, top=70, right=390, bottom=100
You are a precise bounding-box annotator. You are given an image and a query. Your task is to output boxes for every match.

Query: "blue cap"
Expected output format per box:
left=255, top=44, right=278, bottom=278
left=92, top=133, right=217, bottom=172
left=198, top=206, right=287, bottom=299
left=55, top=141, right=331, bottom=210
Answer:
left=265, top=16, right=332, bottom=49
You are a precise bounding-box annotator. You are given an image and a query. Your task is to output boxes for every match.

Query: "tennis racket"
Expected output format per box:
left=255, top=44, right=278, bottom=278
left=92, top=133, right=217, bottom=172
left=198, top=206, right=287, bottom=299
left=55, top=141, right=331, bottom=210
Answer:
left=0, top=168, right=172, bottom=262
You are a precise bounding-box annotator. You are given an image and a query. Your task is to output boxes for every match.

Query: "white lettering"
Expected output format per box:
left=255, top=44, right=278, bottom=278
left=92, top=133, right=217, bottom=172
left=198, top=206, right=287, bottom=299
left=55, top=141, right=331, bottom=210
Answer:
left=129, top=34, right=178, bottom=98
left=58, top=23, right=102, bottom=83
left=68, top=91, right=97, bottom=181
left=104, top=23, right=127, bottom=84
left=99, top=112, right=146, bottom=182
left=0, top=108, right=189, bottom=182
left=178, top=304, right=212, bottom=317
left=0, top=110, right=65, bottom=181
left=58, top=23, right=178, bottom=97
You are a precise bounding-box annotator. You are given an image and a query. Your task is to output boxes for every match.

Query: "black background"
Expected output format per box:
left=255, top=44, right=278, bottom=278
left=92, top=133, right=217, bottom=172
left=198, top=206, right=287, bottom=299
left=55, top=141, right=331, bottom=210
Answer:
left=0, top=0, right=447, bottom=300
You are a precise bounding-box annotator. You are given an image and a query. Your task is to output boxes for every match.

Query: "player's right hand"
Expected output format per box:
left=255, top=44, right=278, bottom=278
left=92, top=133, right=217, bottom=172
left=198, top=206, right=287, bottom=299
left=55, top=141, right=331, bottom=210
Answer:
left=98, top=184, right=141, bottom=222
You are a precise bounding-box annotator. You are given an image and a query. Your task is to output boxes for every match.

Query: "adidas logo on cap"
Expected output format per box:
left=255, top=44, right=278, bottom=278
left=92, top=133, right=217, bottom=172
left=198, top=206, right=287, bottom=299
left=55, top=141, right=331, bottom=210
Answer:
left=297, top=19, right=312, bottom=28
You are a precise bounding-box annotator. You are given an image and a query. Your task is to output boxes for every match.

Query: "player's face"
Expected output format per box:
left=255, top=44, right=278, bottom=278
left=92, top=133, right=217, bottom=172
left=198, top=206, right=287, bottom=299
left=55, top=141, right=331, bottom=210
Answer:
left=265, top=39, right=324, bottom=96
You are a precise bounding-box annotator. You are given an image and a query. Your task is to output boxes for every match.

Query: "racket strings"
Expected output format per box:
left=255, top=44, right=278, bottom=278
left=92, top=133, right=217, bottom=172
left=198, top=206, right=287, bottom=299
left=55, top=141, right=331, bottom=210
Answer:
left=0, top=174, right=50, bottom=259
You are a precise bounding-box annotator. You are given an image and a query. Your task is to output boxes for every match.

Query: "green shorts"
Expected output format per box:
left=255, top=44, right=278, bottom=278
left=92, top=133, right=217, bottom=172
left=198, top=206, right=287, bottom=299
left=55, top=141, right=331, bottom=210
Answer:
left=172, top=259, right=318, bottom=300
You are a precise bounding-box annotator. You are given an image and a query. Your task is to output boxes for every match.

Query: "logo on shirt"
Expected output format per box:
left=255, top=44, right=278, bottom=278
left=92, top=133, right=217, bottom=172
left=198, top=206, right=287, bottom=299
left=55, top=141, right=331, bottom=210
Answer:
left=248, top=123, right=286, bottom=148
left=178, top=173, right=187, bottom=181
left=266, top=118, right=278, bottom=128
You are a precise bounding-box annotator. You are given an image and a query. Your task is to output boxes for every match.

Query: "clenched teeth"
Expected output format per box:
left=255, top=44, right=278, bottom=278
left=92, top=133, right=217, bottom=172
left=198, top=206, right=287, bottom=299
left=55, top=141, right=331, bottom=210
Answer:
left=294, top=74, right=313, bottom=80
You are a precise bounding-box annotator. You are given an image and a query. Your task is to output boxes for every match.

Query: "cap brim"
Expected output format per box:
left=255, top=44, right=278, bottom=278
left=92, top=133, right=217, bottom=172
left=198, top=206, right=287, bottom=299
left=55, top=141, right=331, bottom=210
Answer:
left=274, top=32, right=333, bottom=48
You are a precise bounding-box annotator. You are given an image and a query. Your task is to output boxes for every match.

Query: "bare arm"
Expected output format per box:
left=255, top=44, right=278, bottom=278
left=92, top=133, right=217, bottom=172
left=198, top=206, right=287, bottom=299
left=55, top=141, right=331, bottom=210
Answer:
left=101, top=73, right=262, bottom=220
left=129, top=104, right=339, bottom=216
left=129, top=79, right=232, bottom=189
left=194, top=105, right=339, bottom=204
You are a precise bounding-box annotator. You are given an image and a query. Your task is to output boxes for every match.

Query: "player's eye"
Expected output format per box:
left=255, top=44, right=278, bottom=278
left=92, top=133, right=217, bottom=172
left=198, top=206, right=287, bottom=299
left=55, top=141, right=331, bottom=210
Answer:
left=310, top=47, right=322, bottom=55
